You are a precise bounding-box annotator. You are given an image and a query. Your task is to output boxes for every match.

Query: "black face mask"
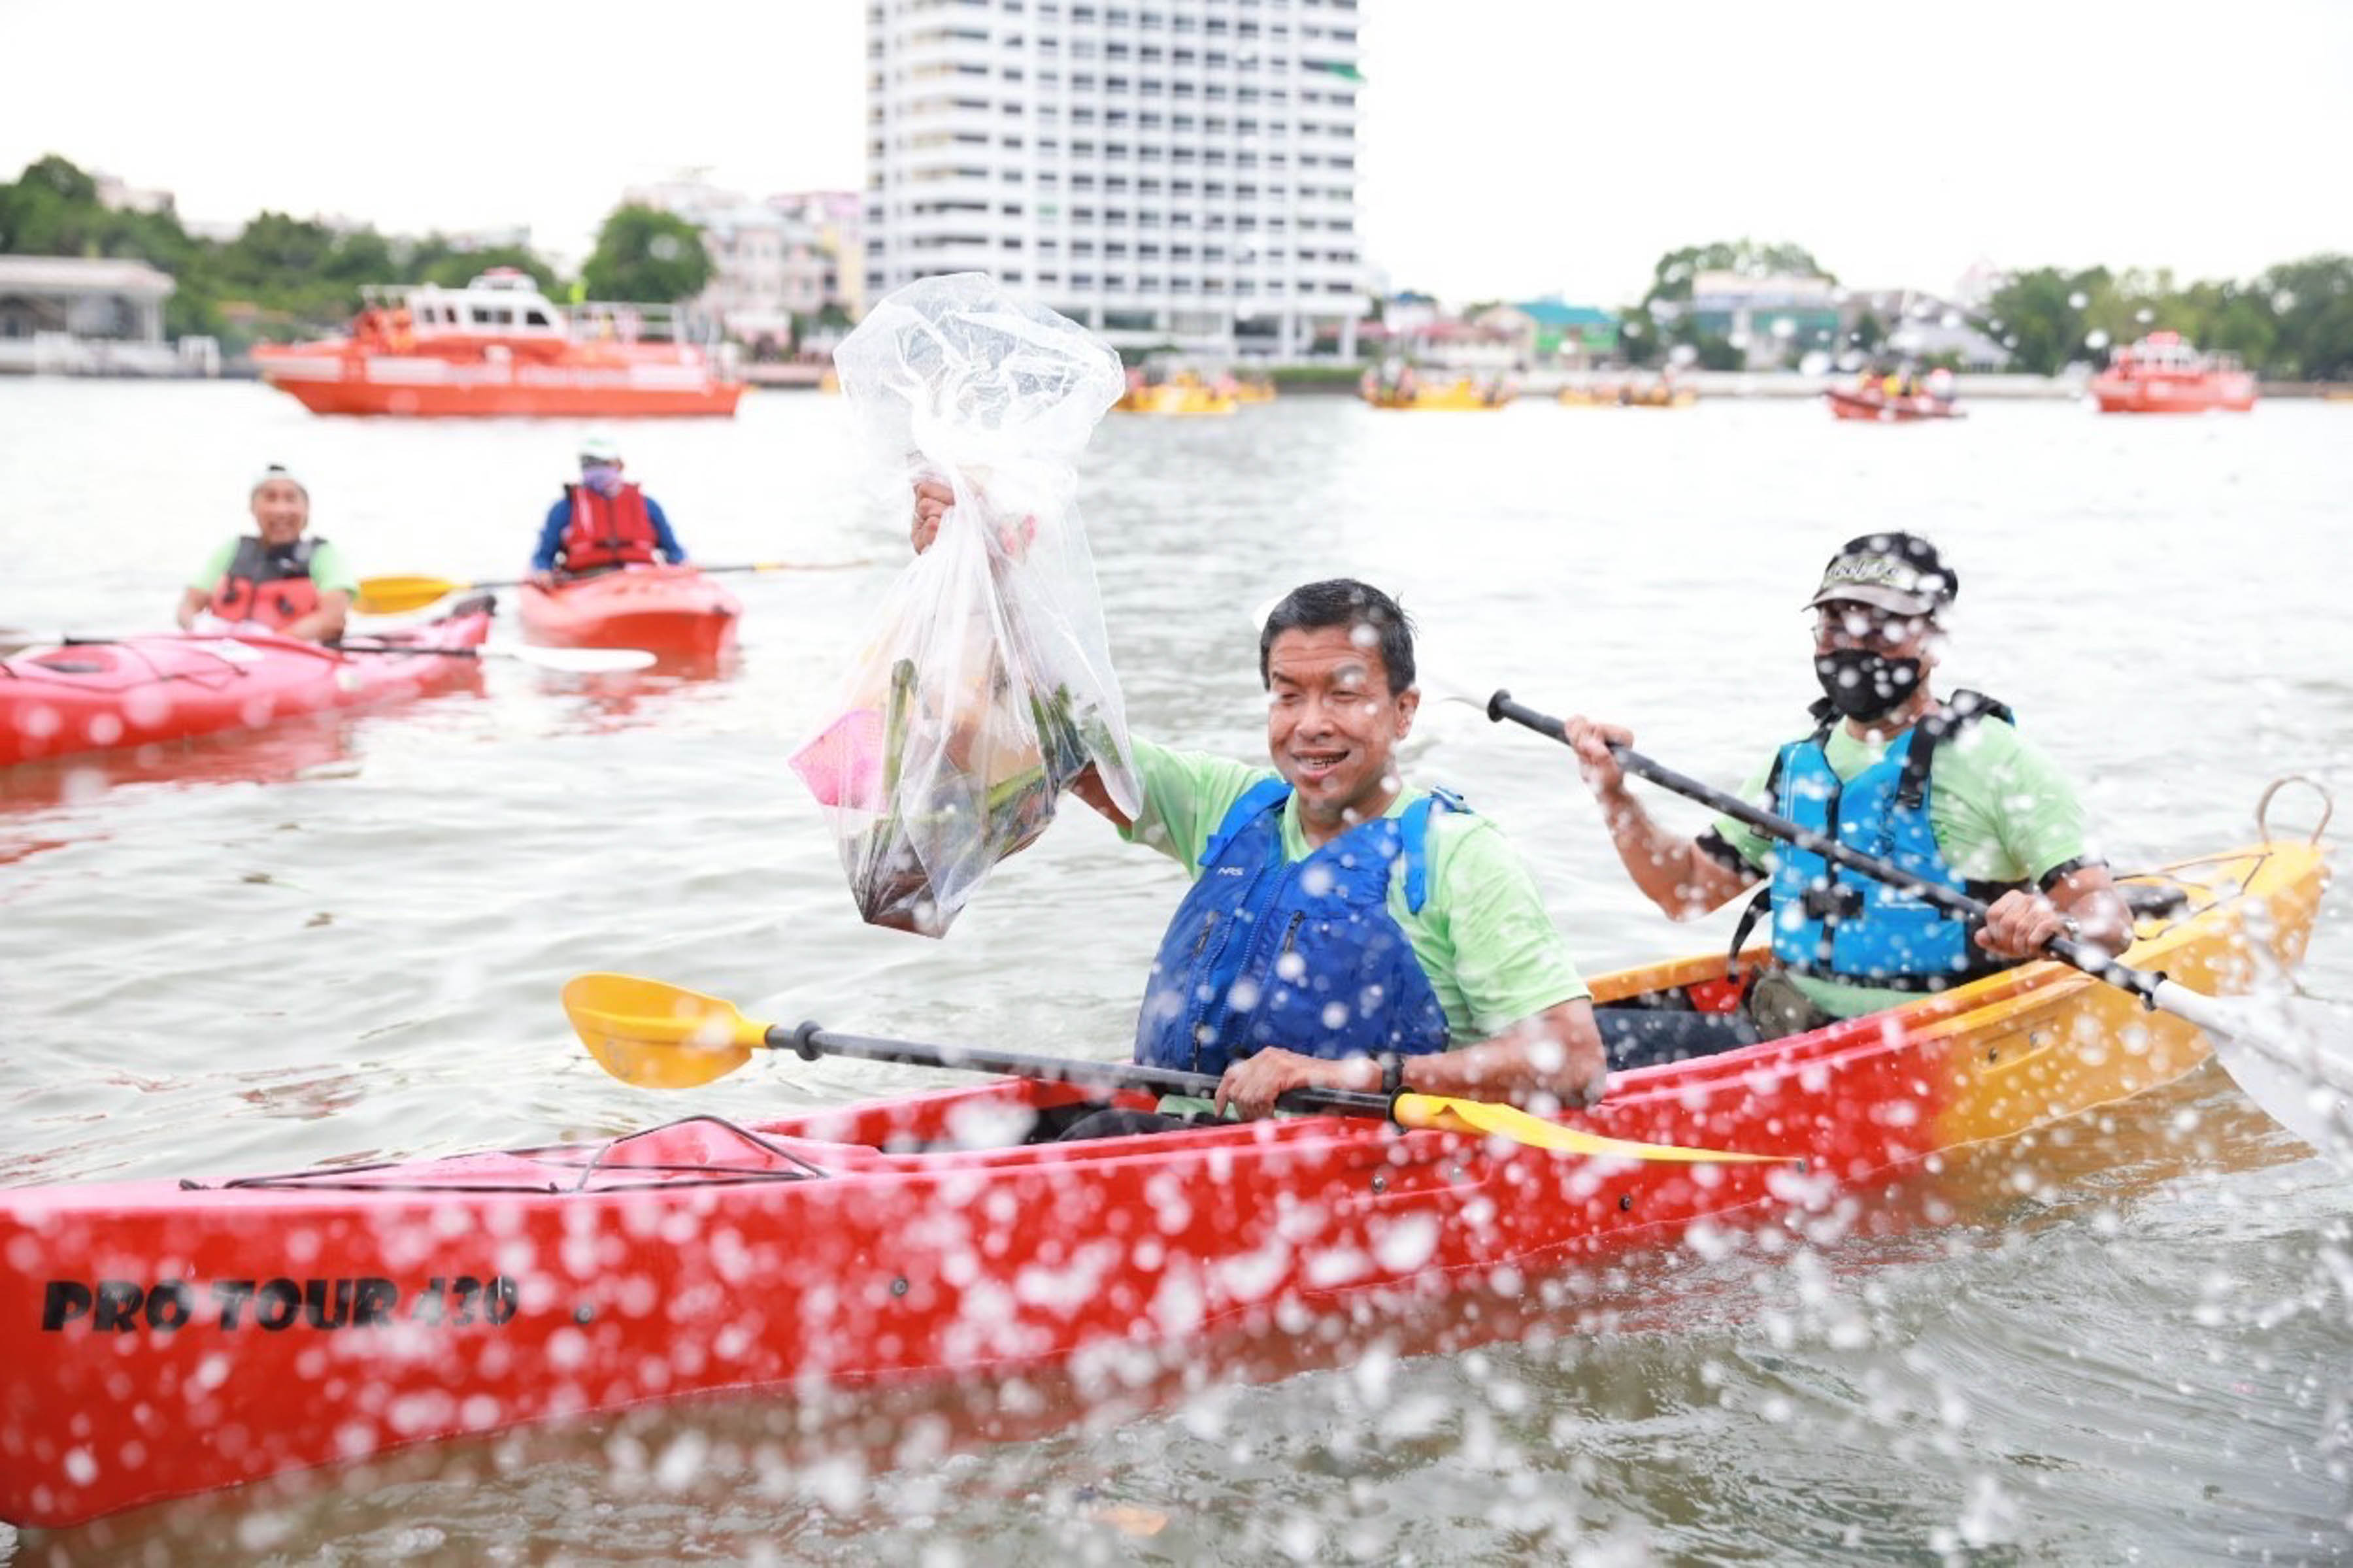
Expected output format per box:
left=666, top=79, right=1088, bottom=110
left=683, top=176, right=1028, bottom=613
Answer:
left=1814, top=648, right=1922, bottom=722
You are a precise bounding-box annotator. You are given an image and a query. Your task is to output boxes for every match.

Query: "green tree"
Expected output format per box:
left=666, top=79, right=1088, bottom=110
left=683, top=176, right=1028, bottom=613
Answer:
left=1692, top=335, right=1743, bottom=372
left=411, top=242, right=559, bottom=293
left=1984, top=266, right=2111, bottom=376
left=324, top=227, right=395, bottom=285
left=1616, top=304, right=1661, bottom=366
left=2260, top=254, right=2353, bottom=380
left=1850, top=309, right=1885, bottom=352
left=581, top=205, right=711, bottom=303
left=1643, top=239, right=1833, bottom=307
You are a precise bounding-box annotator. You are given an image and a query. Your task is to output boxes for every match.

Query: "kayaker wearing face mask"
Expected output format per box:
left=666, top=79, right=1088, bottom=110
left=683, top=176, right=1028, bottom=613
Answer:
left=174, top=465, right=356, bottom=643
left=528, top=434, right=690, bottom=590
left=1562, top=531, right=2133, bottom=1065
left=909, top=482, right=1607, bottom=1131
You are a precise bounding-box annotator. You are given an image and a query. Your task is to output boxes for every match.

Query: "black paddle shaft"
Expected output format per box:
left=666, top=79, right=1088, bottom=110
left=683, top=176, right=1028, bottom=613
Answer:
left=1484, top=689, right=2163, bottom=1007
left=768, top=1022, right=1401, bottom=1117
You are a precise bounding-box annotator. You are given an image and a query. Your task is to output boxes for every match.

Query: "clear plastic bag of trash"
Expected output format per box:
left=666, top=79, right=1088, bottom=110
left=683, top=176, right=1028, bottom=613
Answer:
left=790, top=274, right=1141, bottom=937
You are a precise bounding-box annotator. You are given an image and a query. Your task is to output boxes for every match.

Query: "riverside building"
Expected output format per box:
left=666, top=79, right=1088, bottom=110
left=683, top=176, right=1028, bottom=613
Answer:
left=865, top=0, right=1370, bottom=359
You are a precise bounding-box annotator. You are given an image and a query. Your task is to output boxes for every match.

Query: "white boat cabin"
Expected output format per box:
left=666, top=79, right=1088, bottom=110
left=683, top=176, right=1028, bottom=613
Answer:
left=359, top=270, right=699, bottom=346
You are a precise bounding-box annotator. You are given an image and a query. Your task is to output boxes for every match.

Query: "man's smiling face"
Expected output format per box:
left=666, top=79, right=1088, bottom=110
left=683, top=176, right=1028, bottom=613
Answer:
left=1264, top=624, right=1419, bottom=841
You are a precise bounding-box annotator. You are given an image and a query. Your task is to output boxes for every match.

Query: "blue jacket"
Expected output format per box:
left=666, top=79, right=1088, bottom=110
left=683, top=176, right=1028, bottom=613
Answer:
left=1133, top=778, right=1456, bottom=1074
left=531, top=492, right=686, bottom=572
left=1766, top=703, right=2021, bottom=992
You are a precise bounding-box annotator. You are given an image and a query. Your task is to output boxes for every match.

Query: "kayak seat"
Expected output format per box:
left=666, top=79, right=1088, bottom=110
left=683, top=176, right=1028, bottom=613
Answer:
left=1596, top=1004, right=1760, bottom=1071
left=2118, top=880, right=2191, bottom=920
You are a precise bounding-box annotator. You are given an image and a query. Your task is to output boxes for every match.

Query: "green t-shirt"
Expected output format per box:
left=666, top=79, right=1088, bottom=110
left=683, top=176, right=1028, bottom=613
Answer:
left=1712, top=714, right=2092, bottom=1018
left=190, top=537, right=359, bottom=598
left=1119, top=739, right=1590, bottom=1045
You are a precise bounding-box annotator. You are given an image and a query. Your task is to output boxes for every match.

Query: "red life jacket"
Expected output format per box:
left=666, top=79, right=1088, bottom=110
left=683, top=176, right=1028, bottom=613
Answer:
left=559, top=483, right=659, bottom=571
left=210, top=537, right=324, bottom=631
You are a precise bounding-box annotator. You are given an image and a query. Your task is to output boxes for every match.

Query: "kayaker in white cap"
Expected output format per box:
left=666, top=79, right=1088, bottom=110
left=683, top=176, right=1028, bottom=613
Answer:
left=910, top=479, right=1607, bottom=1133
left=528, top=433, right=690, bottom=588
left=175, top=465, right=356, bottom=642
left=1563, top=531, right=2134, bottom=1065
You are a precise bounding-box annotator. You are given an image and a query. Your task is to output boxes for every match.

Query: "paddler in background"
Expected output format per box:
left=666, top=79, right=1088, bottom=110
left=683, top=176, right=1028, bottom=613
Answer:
left=528, top=433, right=690, bottom=589
left=1561, top=531, right=2134, bottom=1067
left=911, top=480, right=1608, bottom=1134
left=175, top=464, right=355, bottom=643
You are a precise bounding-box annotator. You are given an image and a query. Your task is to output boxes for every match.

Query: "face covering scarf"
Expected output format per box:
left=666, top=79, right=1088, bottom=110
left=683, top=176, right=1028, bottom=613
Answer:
left=581, top=463, right=624, bottom=497
left=1814, top=648, right=1922, bottom=722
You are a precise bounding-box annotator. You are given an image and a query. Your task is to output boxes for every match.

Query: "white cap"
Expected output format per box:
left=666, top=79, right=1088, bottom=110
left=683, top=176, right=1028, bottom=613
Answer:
left=577, top=433, right=623, bottom=463
left=251, top=463, right=307, bottom=496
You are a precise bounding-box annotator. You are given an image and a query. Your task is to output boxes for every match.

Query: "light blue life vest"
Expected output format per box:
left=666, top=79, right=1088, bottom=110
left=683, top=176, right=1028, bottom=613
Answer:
left=1763, top=695, right=2022, bottom=992
left=1133, top=778, right=1457, bottom=1075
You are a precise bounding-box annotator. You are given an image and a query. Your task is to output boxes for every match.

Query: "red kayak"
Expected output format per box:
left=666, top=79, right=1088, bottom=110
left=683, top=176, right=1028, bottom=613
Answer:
left=0, top=838, right=2322, bottom=1528
left=1826, top=387, right=1965, bottom=422
left=0, top=601, right=495, bottom=767
left=518, top=565, right=739, bottom=662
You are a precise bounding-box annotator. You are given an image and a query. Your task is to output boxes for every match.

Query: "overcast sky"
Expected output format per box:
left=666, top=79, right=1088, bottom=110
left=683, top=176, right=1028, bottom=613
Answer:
left=5, top=0, right=2345, bottom=306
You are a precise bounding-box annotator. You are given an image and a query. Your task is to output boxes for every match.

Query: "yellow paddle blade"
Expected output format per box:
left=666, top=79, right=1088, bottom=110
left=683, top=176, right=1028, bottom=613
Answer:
left=1392, top=1093, right=1790, bottom=1164
left=563, top=973, right=767, bottom=1089
left=354, top=575, right=470, bottom=614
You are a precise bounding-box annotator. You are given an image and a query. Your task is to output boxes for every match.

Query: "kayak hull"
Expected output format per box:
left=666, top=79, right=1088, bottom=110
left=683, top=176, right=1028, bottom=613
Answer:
left=518, top=565, right=741, bottom=661
left=0, top=603, right=495, bottom=767
left=0, top=839, right=2324, bottom=1527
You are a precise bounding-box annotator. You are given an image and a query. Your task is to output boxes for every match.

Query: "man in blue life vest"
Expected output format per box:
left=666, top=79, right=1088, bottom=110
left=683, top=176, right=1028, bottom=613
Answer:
left=175, top=465, right=356, bottom=643
left=528, top=433, right=689, bottom=588
left=910, top=481, right=1607, bottom=1129
left=1562, top=531, right=2135, bottom=1065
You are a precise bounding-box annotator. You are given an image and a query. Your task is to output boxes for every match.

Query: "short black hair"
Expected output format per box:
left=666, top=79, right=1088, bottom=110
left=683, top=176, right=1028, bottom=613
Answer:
left=1258, top=578, right=1416, bottom=697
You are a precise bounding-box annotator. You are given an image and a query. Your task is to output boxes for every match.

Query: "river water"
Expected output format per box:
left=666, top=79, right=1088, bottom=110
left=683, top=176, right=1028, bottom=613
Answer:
left=3, top=379, right=2349, bottom=1562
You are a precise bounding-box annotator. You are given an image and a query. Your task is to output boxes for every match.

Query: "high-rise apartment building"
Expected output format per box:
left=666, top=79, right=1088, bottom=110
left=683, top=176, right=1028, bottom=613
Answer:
left=865, top=0, right=1369, bottom=358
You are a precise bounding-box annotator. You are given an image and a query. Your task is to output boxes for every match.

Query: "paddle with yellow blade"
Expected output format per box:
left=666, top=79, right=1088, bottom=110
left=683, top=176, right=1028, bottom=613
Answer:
left=355, top=559, right=875, bottom=616
left=1477, top=687, right=2353, bottom=1163
left=563, top=973, right=1790, bottom=1163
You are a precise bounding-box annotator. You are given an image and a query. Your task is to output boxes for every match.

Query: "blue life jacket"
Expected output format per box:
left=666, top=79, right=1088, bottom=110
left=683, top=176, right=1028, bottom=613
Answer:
left=1133, top=778, right=1458, bottom=1075
left=1758, top=693, right=2022, bottom=992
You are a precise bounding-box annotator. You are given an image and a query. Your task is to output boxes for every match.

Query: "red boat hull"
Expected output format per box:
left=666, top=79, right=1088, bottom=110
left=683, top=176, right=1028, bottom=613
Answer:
left=0, top=605, right=494, bottom=767
left=0, top=841, right=2322, bottom=1527
left=2090, top=372, right=2258, bottom=413
left=1826, top=388, right=1963, bottom=422
left=254, top=350, right=743, bottom=419
left=518, top=565, right=741, bottom=661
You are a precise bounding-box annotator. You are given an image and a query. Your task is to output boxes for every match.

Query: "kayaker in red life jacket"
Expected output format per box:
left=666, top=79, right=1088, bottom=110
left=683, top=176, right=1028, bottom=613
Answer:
left=1561, top=531, right=2135, bottom=1069
left=174, top=465, right=356, bottom=643
left=528, top=433, right=689, bottom=589
left=910, top=480, right=1609, bottom=1133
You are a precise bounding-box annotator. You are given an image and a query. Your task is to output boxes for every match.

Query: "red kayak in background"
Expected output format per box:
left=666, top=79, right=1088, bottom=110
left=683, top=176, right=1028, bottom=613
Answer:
left=0, top=601, right=494, bottom=767
left=518, top=564, right=741, bottom=663
left=1826, top=387, right=1965, bottom=422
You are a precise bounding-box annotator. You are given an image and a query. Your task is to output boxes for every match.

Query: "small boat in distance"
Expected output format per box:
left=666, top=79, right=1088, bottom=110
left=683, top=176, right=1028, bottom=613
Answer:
left=1826, top=388, right=1965, bottom=422
left=254, top=269, right=744, bottom=418
left=1360, top=368, right=1514, bottom=410
left=2090, top=330, right=2257, bottom=414
left=1114, top=367, right=1239, bottom=415
left=1561, top=379, right=1697, bottom=410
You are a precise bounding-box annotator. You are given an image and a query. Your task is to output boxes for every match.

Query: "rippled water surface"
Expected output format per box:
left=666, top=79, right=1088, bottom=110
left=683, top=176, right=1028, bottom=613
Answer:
left=3, top=380, right=2350, bottom=1561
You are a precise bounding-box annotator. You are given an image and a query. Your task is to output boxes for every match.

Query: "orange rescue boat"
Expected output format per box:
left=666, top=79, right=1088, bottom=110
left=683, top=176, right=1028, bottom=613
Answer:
left=2091, top=330, right=2257, bottom=414
left=254, top=270, right=743, bottom=419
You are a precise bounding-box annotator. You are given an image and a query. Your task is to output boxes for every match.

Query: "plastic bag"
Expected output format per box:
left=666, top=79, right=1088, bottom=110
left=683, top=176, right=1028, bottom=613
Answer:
left=792, top=275, right=1142, bottom=937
